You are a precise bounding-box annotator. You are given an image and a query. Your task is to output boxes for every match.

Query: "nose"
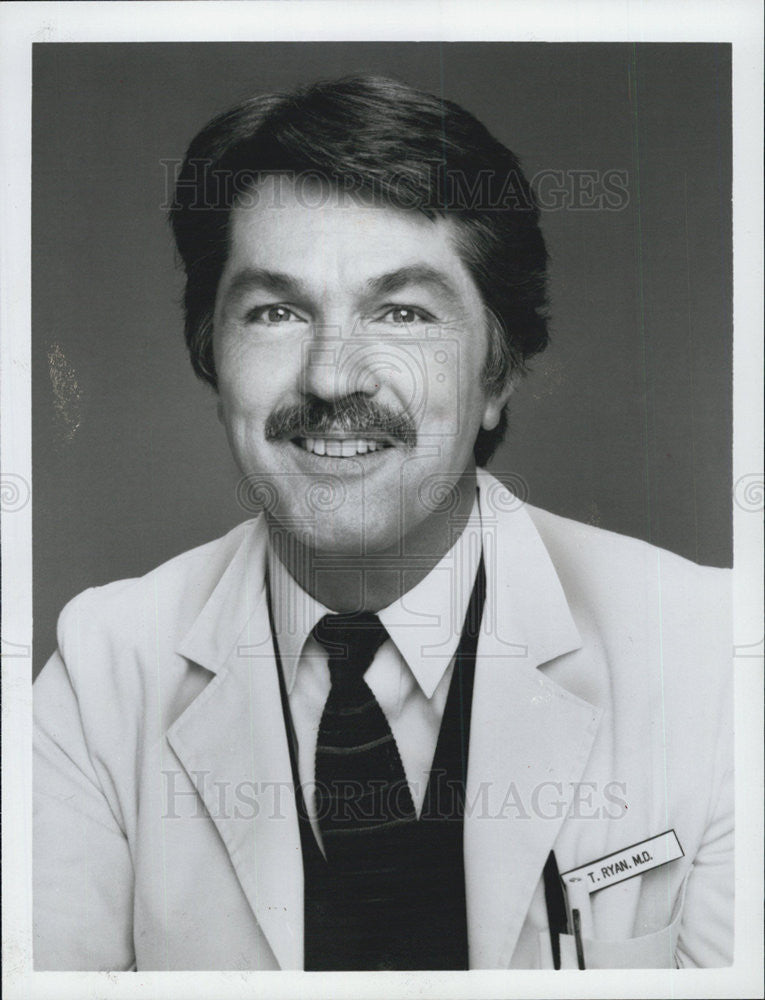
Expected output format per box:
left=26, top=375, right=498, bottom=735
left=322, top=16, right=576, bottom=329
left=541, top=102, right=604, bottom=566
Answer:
left=298, top=322, right=381, bottom=402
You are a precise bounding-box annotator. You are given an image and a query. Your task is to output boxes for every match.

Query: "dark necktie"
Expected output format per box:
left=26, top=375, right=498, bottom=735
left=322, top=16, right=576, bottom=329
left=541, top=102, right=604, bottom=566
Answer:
left=313, top=611, right=416, bottom=863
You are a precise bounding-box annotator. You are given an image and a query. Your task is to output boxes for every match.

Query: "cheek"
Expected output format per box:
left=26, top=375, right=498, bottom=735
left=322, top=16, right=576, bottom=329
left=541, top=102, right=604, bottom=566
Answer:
left=420, top=340, right=487, bottom=425
left=216, top=334, right=294, bottom=412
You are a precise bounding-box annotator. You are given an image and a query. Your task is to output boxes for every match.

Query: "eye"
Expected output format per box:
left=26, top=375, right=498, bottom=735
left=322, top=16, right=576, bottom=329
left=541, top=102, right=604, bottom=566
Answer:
left=381, top=306, right=433, bottom=325
left=246, top=305, right=305, bottom=325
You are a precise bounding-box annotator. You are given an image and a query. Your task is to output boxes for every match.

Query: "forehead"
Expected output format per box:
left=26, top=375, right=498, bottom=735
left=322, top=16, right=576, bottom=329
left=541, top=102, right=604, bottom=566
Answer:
left=223, top=176, right=480, bottom=298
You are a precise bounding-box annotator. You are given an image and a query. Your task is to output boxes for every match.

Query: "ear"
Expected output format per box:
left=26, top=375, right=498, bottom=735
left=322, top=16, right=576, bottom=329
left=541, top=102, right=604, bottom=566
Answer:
left=481, top=373, right=518, bottom=431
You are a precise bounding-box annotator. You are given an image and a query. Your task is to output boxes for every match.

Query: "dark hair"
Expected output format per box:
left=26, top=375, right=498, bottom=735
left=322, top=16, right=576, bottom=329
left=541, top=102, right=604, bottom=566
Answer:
left=169, top=75, right=549, bottom=465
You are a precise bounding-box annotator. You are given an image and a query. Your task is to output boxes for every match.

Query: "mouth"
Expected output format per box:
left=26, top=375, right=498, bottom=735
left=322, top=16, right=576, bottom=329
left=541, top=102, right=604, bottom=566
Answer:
left=291, top=435, right=395, bottom=457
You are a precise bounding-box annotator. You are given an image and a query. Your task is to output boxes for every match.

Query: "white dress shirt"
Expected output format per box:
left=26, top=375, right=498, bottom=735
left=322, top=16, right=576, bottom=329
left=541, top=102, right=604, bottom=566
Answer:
left=267, top=495, right=483, bottom=849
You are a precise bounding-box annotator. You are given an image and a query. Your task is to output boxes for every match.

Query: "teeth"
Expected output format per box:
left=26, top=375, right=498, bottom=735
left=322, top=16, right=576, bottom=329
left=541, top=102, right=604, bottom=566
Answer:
left=297, top=437, right=386, bottom=456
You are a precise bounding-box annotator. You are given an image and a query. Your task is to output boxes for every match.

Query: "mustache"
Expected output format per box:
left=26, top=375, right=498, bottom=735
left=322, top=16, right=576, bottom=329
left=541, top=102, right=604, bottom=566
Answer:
left=265, top=396, right=417, bottom=448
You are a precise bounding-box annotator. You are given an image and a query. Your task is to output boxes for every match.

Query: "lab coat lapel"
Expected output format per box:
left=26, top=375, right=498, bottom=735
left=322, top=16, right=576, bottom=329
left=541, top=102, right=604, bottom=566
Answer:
left=465, top=474, right=601, bottom=968
left=167, top=520, right=304, bottom=970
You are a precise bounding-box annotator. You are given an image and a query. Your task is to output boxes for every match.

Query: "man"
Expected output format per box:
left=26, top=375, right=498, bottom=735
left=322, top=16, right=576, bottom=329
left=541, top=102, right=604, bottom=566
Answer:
left=34, top=75, right=732, bottom=971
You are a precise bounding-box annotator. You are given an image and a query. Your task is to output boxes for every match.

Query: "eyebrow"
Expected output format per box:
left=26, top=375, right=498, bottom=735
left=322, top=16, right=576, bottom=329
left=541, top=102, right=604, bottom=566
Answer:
left=223, top=264, right=463, bottom=308
left=362, top=265, right=462, bottom=306
left=225, top=268, right=306, bottom=301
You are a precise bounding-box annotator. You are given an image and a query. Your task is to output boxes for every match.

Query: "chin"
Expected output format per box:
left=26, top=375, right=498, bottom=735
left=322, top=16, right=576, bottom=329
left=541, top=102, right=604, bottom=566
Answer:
left=309, top=519, right=401, bottom=558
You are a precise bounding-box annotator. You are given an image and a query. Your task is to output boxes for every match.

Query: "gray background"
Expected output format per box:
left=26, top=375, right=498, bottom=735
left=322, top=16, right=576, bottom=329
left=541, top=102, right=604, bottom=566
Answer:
left=32, top=42, right=732, bottom=677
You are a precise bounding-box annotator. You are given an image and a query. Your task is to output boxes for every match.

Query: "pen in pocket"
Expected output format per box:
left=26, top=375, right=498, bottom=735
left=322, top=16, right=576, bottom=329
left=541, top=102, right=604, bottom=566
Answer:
left=542, top=851, right=568, bottom=970
left=563, top=874, right=593, bottom=969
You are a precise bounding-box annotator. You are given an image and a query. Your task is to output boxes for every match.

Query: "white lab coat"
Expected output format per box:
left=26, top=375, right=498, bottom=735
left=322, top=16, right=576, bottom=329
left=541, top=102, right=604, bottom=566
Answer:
left=34, top=469, right=733, bottom=970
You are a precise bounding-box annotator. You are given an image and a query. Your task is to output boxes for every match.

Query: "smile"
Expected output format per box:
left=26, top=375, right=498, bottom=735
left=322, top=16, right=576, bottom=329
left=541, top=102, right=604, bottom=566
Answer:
left=292, top=437, right=394, bottom=457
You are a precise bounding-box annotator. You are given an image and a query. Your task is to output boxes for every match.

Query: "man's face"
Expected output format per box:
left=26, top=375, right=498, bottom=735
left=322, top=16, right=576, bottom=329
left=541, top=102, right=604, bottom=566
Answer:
left=213, top=177, right=510, bottom=557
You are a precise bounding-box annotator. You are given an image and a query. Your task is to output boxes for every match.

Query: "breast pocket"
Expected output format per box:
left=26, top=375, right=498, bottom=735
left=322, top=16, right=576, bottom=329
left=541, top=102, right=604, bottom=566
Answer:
left=538, top=870, right=688, bottom=969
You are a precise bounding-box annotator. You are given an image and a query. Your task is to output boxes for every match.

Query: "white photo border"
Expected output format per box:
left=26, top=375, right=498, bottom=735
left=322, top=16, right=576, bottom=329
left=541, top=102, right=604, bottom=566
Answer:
left=1, top=2, right=762, bottom=998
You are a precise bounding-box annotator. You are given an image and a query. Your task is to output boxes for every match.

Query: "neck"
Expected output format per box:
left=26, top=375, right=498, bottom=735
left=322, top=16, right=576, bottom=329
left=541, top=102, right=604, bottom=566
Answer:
left=268, top=468, right=479, bottom=612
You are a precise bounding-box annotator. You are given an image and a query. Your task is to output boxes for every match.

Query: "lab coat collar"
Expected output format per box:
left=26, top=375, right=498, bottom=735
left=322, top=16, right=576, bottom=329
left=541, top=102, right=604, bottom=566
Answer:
left=176, top=470, right=583, bottom=680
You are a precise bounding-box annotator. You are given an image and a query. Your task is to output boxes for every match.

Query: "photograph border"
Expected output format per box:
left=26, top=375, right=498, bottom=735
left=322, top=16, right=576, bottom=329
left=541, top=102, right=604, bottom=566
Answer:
left=2, top=3, right=762, bottom=999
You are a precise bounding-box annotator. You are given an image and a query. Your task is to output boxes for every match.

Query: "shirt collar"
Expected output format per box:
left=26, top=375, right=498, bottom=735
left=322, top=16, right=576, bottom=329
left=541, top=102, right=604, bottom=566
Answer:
left=267, top=493, right=482, bottom=699
left=267, top=542, right=329, bottom=695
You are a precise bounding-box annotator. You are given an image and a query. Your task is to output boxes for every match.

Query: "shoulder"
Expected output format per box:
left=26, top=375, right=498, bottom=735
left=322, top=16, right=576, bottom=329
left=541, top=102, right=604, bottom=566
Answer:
left=480, top=468, right=729, bottom=598
left=525, top=501, right=729, bottom=601
left=51, top=519, right=262, bottom=672
left=523, top=502, right=731, bottom=704
left=479, top=470, right=731, bottom=689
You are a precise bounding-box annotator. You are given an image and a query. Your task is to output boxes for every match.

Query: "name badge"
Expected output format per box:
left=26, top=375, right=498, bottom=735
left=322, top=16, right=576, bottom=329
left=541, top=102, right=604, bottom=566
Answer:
left=561, top=829, right=684, bottom=893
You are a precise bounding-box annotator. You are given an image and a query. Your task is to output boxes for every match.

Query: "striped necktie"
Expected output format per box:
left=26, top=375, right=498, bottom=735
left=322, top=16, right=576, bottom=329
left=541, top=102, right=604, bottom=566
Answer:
left=313, top=611, right=416, bottom=862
